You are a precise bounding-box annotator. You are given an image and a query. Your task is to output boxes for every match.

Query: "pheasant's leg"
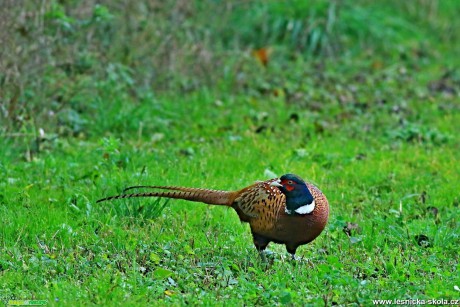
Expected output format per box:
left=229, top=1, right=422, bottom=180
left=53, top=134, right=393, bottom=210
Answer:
left=252, top=233, right=271, bottom=259
left=286, top=245, right=299, bottom=260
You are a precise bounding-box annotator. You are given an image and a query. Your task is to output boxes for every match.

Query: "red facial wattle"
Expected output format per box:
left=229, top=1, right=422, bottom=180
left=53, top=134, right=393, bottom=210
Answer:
left=281, top=180, right=295, bottom=191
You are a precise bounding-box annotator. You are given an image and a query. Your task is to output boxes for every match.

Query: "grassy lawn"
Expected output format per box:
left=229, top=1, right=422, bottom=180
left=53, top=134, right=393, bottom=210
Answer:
left=1, top=1, right=459, bottom=305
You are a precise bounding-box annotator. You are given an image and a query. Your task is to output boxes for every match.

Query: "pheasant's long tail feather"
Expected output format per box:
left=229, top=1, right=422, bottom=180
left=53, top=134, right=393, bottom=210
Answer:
left=122, top=185, right=206, bottom=194
left=97, top=186, right=235, bottom=206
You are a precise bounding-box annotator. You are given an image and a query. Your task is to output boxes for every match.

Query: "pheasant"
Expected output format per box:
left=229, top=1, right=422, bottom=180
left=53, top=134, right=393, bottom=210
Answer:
left=97, top=174, right=329, bottom=258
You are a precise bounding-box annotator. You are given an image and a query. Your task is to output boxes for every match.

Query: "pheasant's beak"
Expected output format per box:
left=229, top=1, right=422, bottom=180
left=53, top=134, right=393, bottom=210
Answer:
left=270, top=180, right=283, bottom=187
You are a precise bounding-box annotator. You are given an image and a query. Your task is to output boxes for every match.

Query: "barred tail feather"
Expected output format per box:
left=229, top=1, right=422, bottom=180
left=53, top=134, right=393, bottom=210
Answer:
left=97, top=186, right=235, bottom=206
left=122, top=185, right=208, bottom=194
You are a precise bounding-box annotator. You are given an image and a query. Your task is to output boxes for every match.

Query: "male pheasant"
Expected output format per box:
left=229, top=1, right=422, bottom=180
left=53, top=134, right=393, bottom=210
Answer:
left=97, top=174, right=329, bottom=258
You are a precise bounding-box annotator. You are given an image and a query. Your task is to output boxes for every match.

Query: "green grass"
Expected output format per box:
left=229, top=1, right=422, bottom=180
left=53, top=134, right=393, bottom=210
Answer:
left=1, top=0, right=460, bottom=305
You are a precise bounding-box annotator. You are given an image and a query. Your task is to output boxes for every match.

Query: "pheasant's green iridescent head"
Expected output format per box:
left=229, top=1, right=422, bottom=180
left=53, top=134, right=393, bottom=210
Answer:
left=270, top=174, right=316, bottom=215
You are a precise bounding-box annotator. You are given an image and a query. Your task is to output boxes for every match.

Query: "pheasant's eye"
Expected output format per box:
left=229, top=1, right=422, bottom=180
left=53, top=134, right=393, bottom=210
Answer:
left=287, top=180, right=294, bottom=185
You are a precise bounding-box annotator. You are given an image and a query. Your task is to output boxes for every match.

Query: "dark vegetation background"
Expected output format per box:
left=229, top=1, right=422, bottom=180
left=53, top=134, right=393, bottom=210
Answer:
left=1, top=0, right=459, bottom=305
left=2, top=0, right=458, bottom=137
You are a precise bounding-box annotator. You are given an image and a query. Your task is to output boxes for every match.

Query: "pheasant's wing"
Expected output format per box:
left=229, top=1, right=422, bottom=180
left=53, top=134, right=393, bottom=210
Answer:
left=233, top=179, right=286, bottom=230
